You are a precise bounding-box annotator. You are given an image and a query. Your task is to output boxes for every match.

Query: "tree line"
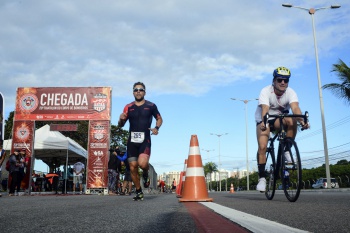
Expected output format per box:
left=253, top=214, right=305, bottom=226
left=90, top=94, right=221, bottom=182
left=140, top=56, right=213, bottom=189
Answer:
left=204, top=160, right=350, bottom=191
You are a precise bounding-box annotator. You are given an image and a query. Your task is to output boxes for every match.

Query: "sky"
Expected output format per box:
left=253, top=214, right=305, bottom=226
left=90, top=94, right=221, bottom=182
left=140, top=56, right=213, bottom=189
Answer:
left=1, top=0, right=350, bottom=176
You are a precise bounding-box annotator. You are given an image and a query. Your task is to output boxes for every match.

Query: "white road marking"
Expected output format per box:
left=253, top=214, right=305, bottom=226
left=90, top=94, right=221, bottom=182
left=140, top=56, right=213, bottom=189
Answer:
left=201, top=202, right=310, bottom=233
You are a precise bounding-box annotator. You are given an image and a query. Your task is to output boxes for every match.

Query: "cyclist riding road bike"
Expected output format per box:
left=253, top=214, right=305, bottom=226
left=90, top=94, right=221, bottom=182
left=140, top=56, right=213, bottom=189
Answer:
left=255, top=66, right=310, bottom=192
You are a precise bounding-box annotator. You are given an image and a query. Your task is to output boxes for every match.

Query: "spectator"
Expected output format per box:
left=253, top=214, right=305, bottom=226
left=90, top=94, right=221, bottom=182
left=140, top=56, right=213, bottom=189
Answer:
left=8, top=150, right=21, bottom=196
left=31, top=171, right=37, bottom=192
left=73, top=159, right=85, bottom=194
left=0, top=143, right=6, bottom=197
left=18, top=148, right=28, bottom=191
left=171, top=178, right=176, bottom=193
left=158, top=180, right=165, bottom=193
left=115, top=147, right=132, bottom=195
left=108, top=147, right=122, bottom=195
left=120, top=160, right=133, bottom=195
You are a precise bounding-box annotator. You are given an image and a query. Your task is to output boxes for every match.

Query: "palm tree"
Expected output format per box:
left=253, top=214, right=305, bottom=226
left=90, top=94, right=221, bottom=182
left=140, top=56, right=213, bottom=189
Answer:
left=203, top=162, right=218, bottom=191
left=322, top=59, right=350, bottom=105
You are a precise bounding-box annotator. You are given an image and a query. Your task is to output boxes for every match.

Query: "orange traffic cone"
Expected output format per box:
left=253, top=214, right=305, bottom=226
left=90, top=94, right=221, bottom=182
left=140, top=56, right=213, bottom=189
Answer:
left=230, top=183, right=235, bottom=193
left=179, top=135, right=213, bottom=202
left=176, top=171, right=183, bottom=196
left=177, top=159, right=187, bottom=198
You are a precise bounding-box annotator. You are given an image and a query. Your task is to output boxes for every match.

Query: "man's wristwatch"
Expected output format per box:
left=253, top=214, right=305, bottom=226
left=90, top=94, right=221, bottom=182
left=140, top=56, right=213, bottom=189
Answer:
left=155, top=126, right=160, bottom=130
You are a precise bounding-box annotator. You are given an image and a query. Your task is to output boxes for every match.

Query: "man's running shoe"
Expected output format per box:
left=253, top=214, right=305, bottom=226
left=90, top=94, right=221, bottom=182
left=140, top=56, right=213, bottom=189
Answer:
left=143, top=172, right=150, bottom=188
left=256, top=177, right=266, bottom=193
left=132, top=191, right=144, bottom=201
left=284, top=151, right=292, bottom=164
left=118, top=191, right=125, bottom=195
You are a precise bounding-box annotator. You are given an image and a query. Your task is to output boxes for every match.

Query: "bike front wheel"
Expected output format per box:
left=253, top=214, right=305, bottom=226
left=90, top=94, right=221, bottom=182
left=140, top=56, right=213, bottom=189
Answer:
left=264, top=146, right=276, bottom=200
left=282, top=138, right=302, bottom=202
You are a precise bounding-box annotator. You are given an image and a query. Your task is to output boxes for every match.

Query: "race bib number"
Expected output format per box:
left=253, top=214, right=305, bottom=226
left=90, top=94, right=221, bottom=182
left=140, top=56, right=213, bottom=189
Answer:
left=131, top=132, right=145, bottom=143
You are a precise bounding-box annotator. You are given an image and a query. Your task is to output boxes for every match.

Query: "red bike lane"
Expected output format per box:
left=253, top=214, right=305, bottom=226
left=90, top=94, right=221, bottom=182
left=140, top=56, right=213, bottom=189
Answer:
left=184, top=202, right=250, bottom=233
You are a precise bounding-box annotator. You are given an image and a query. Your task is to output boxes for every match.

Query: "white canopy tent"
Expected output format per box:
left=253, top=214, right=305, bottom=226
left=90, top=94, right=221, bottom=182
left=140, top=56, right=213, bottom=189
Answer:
left=3, top=124, right=87, bottom=193
left=3, top=124, right=87, bottom=168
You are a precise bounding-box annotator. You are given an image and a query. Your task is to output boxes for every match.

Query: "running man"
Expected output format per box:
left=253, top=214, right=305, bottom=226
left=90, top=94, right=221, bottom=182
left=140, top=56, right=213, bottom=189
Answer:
left=118, top=82, right=163, bottom=201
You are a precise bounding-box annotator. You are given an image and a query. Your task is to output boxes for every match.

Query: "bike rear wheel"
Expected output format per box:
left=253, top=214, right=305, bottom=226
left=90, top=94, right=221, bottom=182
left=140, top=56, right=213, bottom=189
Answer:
left=264, top=146, right=276, bottom=200
left=282, top=138, right=302, bottom=202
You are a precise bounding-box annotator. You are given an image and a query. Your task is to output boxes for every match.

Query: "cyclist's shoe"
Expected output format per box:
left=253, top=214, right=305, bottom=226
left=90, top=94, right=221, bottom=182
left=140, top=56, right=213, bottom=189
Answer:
left=143, top=172, right=150, bottom=188
left=132, top=191, right=144, bottom=201
left=284, top=151, right=293, bottom=164
left=256, top=178, right=266, bottom=193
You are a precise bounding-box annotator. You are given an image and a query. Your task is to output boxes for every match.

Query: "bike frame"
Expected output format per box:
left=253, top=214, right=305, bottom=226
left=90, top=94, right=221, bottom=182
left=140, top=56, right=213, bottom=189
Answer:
left=264, top=111, right=308, bottom=202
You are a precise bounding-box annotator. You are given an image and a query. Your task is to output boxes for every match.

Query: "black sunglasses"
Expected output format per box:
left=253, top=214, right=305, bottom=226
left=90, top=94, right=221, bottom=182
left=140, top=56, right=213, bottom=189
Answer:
left=133, top=88, right=145, bottom=92
left=276, top=78, right=289, bottom=83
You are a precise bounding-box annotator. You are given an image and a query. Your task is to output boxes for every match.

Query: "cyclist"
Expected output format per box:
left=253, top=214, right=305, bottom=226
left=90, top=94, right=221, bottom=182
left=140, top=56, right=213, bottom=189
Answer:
left=255, top=67, right=309, bottom=192
left=118, top=82, right=163, bottom=201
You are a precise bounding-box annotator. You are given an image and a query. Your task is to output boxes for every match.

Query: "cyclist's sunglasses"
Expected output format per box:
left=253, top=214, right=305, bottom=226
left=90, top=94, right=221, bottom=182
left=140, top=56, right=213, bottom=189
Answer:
left=276, top=78, right=289, bottom=83
left=133, top=88, right=145, bottom=92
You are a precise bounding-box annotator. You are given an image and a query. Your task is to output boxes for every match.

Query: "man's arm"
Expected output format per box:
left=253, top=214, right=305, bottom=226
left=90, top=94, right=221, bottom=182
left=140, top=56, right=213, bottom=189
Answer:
left=290, top=102, right=302, bottom=114
left=259, top=104, right=269, bottom=131
left=150, top=115, right=163, bottom=135
left=155, top=115, right=163, bottom=129
left=290, top=102, right=309, bottom=129
left=118, top=113, right=127, bottom=127
left=117, top=152, right=127, bottom=161
left=118, top=105, right=129, bottom=127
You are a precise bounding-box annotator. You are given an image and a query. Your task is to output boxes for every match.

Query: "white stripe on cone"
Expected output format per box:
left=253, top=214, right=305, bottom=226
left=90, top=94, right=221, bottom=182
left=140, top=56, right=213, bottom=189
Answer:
left=189, top=146, right=200, bottom=155
left=186, top=167, right=205, bottom=177
left=182, top=161, right=187, bottom=181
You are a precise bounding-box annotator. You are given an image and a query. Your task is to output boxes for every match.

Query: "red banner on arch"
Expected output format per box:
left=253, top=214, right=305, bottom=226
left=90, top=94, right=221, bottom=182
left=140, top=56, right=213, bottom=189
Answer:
left=14, top=87, right=111, bottom=121
left=11, top=120, right=35, bottom=190
left=87, top=120, right=110, bottom=189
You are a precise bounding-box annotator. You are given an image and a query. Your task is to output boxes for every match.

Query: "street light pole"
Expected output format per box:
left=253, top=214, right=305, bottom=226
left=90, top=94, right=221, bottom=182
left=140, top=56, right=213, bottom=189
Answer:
left=231, top=98, right=258, bottom=191
left=282, top=3, right=341, bottom=188
left=202, top=149, right=215, bottom=162
left=210, top=133, right=228, bottom=192
left=202, top=148, right=215, bottom=190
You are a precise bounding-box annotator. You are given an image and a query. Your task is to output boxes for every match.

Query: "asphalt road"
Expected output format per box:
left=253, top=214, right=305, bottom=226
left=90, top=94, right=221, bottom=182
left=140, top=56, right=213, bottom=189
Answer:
left=0, top=189, right=349, bottom=233
left=211, top=189, right=350, bottom=233
left=0, top=192, right=197, bottom=233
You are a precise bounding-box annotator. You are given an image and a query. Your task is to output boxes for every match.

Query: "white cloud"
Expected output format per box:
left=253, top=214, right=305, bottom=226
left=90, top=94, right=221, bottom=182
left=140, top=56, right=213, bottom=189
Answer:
left=1, top=0, right=349, bottom=109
